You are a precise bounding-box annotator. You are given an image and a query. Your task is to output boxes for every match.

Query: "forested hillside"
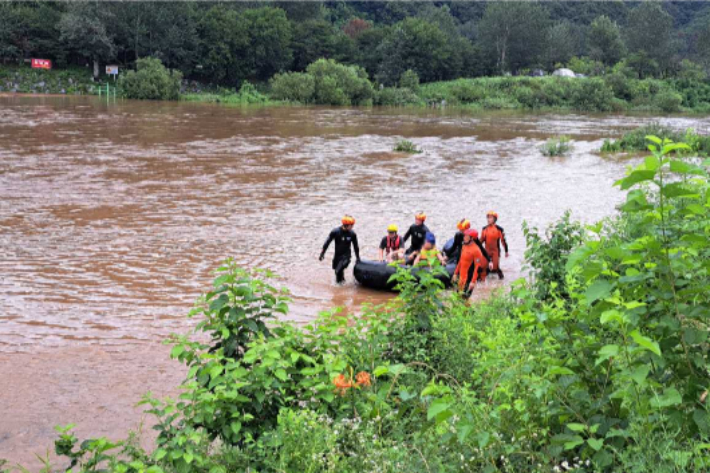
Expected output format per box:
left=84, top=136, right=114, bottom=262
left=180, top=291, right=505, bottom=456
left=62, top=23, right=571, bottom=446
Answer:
left=2, top=1, right=710, bottom=87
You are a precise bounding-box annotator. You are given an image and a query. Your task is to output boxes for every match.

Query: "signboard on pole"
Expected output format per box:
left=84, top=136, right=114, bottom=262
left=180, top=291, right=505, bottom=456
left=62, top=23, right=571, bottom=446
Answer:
left=31, top=58, right=52, bottom=70
left=106, top=65, right=119, bottom=76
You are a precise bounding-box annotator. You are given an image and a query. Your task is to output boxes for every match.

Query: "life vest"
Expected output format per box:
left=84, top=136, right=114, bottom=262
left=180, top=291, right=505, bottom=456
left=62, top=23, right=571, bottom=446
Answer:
left=386, top=235, right=401, bottom=253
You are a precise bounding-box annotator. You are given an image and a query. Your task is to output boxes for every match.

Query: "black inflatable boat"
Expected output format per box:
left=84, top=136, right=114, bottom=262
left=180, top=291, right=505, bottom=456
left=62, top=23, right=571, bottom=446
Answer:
left=353, top=259, right=457, bottom=291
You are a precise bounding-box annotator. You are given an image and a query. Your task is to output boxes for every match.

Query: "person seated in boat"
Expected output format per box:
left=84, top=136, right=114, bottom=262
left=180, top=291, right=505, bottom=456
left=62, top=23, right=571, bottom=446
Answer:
left=480, top=210, right=509, bottom=280
left=452, top=229, right=487, bottom=299
left=403, top=211, right=430, bottom=263
left=413, top=232, right=447, bottom=266
left=378, top=224, right=405, bottom=263
left=319, top=215, right=361, bottom=284
left=443, top=218, right=470, bottom=264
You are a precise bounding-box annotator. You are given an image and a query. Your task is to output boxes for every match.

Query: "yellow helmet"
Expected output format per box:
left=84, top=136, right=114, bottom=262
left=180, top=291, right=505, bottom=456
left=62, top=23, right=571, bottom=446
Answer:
left=387, top=224, right=398, bottom=233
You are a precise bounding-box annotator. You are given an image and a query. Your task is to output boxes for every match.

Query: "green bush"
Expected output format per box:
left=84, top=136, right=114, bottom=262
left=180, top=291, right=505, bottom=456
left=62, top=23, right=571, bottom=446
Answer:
left=570, top=78, right=614, bottom=111
left=375, top=87, right=423, bottom=106
left=393, top=139, right=422, bottom=153
left=656, top=89, right=683, bottom=112
left=269, top=71, right=315, bottom=103
left=398, top=69, right=420, bottom=92
left=539, top=135, right=573, bottom=156
left=118, top=57, right=182, bottom=101
left=306, top=58, right=374, bottom=106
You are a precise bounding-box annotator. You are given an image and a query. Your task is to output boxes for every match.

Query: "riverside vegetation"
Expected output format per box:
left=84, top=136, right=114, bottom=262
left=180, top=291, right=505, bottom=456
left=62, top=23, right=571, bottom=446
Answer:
left=5, top=1, right=710, bottom=112
left=3, top=135, right=708, bottom=473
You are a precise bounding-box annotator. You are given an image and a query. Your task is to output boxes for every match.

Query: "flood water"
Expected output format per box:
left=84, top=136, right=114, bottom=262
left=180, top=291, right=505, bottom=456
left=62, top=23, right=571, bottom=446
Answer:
left=2, top=95, right=709, bottom=467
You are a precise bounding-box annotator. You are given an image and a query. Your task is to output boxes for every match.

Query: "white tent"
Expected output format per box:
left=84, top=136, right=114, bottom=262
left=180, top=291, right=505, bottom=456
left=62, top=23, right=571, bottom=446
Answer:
left=552, top=68, right=577, bottom=78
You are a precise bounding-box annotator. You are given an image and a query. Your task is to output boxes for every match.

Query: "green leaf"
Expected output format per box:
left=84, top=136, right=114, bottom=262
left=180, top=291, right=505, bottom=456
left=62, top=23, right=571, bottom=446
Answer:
left=274, top=369, right=288, bottom=381
left=230, top=422, right=241, bottom=435
left=670, top=160, right=704, bottom=175
left=170, top=345, right=184, bottom=359
left=183, top=452, right=194, bottom=464
left=595, top=345, right=619, bottom=366
left=567, top=423, right=586, bottom=432
left=547, top=366, right=575, bottom=376
left=629, top=330, right=661, bottom=356
left=477, top=431, right=491, bottom=448
left=585, top=280, right=612, bottom=305
left=651, top=388, right=682, bottom=409
left=619, top=170, right=656, bottom=190
left=154, top=449, right=167, bottom=461
left=373, top=366, right=389, bottom=377
left=427, top=399, right=452, bottom=421
left=588, top=438, right=604, bottom=451
left=600, top=310, right=624, bottom=325
left=629, top=365, right=650, bottom=385
left=564, top=435, right=585, bottom=450
left=644, top=155, right=660, bottom=171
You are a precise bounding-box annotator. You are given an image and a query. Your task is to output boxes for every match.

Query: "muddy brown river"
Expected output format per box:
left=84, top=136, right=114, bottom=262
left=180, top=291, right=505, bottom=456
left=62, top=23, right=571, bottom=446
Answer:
left=2, top=95, right=709, bottom=468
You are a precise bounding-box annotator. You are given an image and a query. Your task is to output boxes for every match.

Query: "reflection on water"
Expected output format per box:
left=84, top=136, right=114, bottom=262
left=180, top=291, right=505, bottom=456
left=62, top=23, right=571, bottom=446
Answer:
left=2, top=95, right=710, bottom=466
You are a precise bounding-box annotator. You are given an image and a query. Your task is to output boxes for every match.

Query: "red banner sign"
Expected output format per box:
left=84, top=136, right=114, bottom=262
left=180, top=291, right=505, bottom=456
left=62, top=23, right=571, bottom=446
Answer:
left=31, top=58, right=52, bottom=70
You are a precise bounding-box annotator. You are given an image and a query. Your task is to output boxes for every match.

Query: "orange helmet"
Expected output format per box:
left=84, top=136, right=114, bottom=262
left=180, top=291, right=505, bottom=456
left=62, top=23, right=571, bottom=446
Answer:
left=341, top=215, right=355, bottom=226
left=457, top=219, right=471, bottom=231
left=486, top=210, right=498, bottom=220
left=464, top=228, right=478, bottom=239
left=415, top=212, right=426, bottom=222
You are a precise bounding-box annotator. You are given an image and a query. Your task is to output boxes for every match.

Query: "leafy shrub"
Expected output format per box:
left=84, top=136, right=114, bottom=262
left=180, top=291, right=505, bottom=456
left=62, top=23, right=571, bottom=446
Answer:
left=118, top=57, right=182, bottom=101
left=656, top=89, right=683, bottom=112
left=306, top=58, right=374, bottom=106
left=570, top=78, right=614, bottom=112
left=269, top=71, right=315, bottom=103
left=601, top=123, right=680, bottom=153
left=449, top=81, right=486, bottom=103
left=375, top=87, right=423, bottom=106
left=393, top=139, right=422, bottom=153
left=398, top=69, right=420, bottom=92
left=522, top=210, right=585, bottom=300
left=539, top=135, right=573, bottom=156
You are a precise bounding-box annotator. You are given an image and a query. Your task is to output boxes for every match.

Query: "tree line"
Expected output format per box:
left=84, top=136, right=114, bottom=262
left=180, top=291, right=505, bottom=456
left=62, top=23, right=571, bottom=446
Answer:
left=2, top=1, right=710, bottom=87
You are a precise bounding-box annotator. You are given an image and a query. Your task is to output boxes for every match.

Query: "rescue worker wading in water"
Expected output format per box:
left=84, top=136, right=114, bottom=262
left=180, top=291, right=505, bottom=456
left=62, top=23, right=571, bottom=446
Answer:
left=403, top=212, right=430, bottom=264
left=452, top=228, right=487, bottom=299
left=320, top=215, right=361, bottom=284
left=443, top=218, right=471, bottom=264
left=480, top=210, right=509, bottom=279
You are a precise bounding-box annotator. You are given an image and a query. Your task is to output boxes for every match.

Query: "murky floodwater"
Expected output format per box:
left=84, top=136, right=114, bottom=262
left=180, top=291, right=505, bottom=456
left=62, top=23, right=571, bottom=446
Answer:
left=2, top=95, right=709, bottom=466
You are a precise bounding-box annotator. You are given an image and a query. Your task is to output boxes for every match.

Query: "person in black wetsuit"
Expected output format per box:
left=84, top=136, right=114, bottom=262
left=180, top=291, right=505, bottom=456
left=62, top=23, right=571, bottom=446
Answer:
left=319, top=215, right=361, bottom=284
left=403, top=211, right=430, bottom=263
left=443, top=218, right=470, bottom=264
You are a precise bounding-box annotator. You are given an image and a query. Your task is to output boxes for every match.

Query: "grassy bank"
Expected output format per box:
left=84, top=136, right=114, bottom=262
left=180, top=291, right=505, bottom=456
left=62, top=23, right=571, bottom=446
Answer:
left=602, top=123, right=710, bottom=154
left=6, top=135, right=708, bottom=473
left=0, top=65, right=101, bottom=95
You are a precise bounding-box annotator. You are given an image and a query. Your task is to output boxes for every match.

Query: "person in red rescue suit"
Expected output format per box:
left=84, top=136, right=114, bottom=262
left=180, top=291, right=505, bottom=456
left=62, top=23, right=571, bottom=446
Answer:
left=480, top=210, right=509, bottom=279
left=320, top=215, right=361, bottom=284
left=452, top=228, right=487, bottom=299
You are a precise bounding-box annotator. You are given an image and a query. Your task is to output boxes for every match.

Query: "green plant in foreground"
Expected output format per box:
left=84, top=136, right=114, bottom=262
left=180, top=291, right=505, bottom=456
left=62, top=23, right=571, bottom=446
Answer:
left=539, top=135, right=573, bottom=156
left=393, top=139, right=422, bottom=153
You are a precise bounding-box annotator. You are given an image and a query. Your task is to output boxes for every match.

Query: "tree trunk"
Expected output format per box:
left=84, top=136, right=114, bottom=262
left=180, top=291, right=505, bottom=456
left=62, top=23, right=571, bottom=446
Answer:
left=93, top=59, right=99, bottom=79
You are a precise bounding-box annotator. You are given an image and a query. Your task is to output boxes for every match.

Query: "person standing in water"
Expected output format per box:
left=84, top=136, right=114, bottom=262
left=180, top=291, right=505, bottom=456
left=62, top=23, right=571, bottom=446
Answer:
left=480, top=210, right=509, bottom=279
left=443, top=218, right=470, bottom=264
left=452, top=229, right=487, bottom=298
left=403, top=211, right=429, bottom=263
left=378, top=224, right=405, bottom=262
left=320, top=215, right=361, bottom=284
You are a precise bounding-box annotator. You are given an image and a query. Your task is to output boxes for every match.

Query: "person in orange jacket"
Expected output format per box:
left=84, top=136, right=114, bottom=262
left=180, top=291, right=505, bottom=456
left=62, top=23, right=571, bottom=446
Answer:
left=452, top=229, right=487, bottom=299
left=480, top=211, right=509, bottom=279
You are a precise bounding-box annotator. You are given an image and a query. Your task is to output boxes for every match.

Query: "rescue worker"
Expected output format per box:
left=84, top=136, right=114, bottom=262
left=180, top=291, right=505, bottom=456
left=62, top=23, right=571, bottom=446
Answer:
left=480, top=210, right=509, bottom=280
left=443, top=218, right=470, bottom=264
left=319, top=215, right=360, bottom=284
left=413, top=232, right=447, bottom=266
left=403, top=211, right=430, bottom=263
left=452, top=228, right=486, bottom=299
left=378, top=224, right=405, bottom=262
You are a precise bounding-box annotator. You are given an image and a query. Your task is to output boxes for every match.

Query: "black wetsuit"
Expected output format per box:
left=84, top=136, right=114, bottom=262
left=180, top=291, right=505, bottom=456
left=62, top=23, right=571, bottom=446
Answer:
left=320, top=227, right=360, bottom=283
left=444, top=231, right=464, bottom=263
left=403, top=223, right=430, bottom=255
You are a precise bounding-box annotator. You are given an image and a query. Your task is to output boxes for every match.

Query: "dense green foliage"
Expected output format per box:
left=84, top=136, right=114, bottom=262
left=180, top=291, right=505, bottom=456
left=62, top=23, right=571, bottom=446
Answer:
left=539, top=136, right=573, bottom=157
left=0, top=65, right=96, bottom=94
left=118, top=57, right=181, bottom=101
left=602, top=124, right=710, bottom=155
left=3, top=1, right=710, bottom=90
left=10, top=135, right=708, bottom=473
